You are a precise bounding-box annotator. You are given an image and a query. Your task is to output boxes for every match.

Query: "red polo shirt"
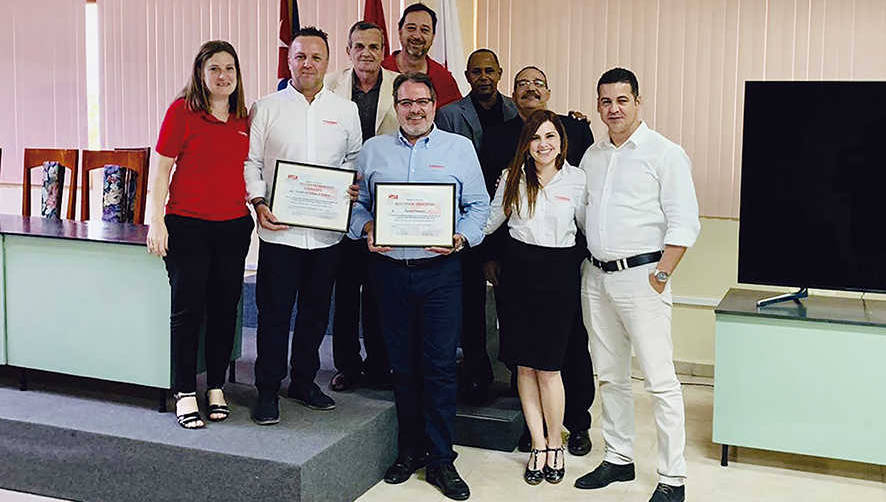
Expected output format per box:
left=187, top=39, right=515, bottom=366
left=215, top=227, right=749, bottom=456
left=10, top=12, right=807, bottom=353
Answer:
left=156, top=98, right=250, bottom=221
left=382, top=51, right=462, bottom=109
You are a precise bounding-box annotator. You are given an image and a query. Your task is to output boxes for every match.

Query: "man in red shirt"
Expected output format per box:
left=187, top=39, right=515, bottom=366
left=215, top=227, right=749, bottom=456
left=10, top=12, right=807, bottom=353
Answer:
left=381, top=3, right=461, bottom=109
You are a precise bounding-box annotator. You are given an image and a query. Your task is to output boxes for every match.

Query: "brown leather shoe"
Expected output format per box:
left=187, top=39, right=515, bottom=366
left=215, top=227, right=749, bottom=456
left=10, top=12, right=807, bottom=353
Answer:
left=329, top=371, right=360, bottom=392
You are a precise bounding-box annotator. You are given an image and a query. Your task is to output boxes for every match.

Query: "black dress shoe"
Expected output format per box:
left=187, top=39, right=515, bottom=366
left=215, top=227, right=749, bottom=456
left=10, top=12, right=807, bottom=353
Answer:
left=426, top=463, right=470, bottom=501
left=384, top=453, right=427, bottom=484
left=574, top=461, right=635, bottom=489
left=543, top=446, right=565, bottom=484
left=567, top=429, right=592, bottom=456
left=649, top=483, right=685, bottom=502
left=329, top=371, right=360, bottom=392
left=288, top=383, right=336, bottom=410
left=364, top=370, right=393, bottom=390
left=517, top=427, right=532, bottom=453
left=461, top=380, right=491, bottom=406
left=523, top=448, right=545, bottom=485
left=251, top=392, right=280, bottom=425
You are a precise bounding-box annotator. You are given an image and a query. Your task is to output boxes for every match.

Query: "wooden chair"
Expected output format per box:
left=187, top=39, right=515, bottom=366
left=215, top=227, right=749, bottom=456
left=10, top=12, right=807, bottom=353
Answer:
left=22, top=148, right=80, bottom=219
left=80, top=149, right=149, bottom=224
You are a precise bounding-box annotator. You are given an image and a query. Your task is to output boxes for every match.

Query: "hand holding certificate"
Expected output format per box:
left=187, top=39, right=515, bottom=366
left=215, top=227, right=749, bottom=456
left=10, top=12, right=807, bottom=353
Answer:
left=269, top=160, right=356, bottom=232
left=373, top=183, right=457, bottom=248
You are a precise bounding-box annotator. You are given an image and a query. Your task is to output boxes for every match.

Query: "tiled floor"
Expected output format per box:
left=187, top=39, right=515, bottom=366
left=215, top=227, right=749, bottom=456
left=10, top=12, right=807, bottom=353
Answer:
left=2, top=377, right=883, bottom=501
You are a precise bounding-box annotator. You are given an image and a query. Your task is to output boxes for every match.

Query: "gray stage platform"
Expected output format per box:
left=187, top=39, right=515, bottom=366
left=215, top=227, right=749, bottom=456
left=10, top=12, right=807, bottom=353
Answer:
left=0, top=321, right=525, bottom=501
left=0, top=330, right=396, bottom=502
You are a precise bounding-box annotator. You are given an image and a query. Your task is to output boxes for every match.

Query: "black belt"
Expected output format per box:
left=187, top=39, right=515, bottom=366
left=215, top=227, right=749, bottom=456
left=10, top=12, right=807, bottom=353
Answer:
left=589, top=251, right=662, bottom=272
left=374, top=253, right=454, bottom=268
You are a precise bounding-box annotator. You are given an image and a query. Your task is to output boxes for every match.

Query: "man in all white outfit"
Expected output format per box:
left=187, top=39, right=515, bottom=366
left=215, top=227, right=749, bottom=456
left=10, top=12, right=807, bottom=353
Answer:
left=574, top=67, right=700, bottom=502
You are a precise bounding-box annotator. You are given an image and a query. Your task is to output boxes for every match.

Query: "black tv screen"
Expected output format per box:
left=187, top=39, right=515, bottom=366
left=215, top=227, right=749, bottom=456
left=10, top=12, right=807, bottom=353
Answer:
left=738, top=81, right=886, bottom=293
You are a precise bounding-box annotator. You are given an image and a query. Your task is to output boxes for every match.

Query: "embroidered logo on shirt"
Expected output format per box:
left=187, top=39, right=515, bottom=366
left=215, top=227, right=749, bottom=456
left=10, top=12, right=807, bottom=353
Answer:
left=429, top=164, right=445, bottom=169
left=238, top=131, right=248, bottom=137
left=322, top=119, right=339, bottom=125
left=555, top=195, right=571, bottom=202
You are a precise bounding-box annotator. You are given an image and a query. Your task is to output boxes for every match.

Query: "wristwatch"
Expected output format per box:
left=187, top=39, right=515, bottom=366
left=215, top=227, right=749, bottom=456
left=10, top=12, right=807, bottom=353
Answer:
left=653, top=269, right=670, bottom=283
left=251, top=197, right=268, bottom=209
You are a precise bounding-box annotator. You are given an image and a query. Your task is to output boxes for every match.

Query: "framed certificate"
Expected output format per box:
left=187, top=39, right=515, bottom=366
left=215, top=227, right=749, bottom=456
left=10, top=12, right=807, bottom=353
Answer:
left=268, top=160, right=356, bottom=232
left=373, top=183, right=456, bottom=248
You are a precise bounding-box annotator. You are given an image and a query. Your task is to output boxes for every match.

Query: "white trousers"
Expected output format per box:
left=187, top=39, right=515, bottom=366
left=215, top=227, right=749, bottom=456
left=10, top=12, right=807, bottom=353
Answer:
left=580, top=260, right=687, bottom=486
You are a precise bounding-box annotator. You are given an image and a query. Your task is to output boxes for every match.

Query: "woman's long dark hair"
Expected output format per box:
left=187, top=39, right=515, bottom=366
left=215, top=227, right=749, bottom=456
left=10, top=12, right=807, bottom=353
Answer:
left=502, top=109, right=568, bottom=218
left=179, top=40, right=247, bottom=118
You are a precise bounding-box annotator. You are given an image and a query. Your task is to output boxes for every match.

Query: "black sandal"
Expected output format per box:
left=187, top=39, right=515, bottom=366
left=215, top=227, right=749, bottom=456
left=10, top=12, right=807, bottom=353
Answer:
left=174, top=392, right=205, bottom=429
left=543, top=446, right=565, bottom=484
left=205, top=388, right=230, bottom=422
left=524, top=448, right=545, bottom=485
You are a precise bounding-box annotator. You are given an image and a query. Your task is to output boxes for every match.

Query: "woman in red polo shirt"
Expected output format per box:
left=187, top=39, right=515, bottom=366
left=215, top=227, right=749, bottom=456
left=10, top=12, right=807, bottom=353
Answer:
left=146, top=40, right=253, bottom=429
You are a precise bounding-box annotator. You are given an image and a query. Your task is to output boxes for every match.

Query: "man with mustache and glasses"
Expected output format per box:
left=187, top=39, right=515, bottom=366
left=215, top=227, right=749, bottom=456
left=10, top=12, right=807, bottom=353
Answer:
left=381, top=3, right=462, bottom=109
left=434, top=48, right=518, bottom=405
left=350, top=73, right=489, bottom=500
left=245, top=27, right=362, bottom=425
left=478, top=65, right=597, bottom=457
left=323, top=21, right=399, bottom=394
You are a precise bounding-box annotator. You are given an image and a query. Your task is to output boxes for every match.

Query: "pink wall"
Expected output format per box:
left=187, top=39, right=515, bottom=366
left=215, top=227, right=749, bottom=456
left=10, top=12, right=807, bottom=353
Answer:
left=477, top=0, right=886, bottom=218
left=0, top=0, right=88, bottom=185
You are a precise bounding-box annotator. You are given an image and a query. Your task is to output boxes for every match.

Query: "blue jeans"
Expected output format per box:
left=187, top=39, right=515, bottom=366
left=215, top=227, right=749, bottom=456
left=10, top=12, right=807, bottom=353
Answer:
left=369, top=254, right=462, bottom=466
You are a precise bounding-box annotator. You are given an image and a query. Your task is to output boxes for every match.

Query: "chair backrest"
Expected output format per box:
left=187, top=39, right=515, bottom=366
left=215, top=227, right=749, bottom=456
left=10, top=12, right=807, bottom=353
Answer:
left=80, top=149, right=149, bottom=224
left=115, top=147, right=151, bottom=222
left=22, top=148, right=80, bottom=219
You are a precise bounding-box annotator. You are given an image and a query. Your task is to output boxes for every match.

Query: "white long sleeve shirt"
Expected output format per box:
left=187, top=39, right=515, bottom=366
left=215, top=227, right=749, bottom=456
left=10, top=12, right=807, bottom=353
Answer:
left=244, top=83, right=362, bottom=249
left=485, top=163, right=586, bottom=248
left=579, top=122, right=700, bottom=261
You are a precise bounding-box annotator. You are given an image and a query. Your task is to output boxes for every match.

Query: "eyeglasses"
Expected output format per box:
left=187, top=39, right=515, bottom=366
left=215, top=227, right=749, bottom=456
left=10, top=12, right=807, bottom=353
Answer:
left=515, top=78, right=547, bottom=89
left=396, top=98, right=434, bottom=108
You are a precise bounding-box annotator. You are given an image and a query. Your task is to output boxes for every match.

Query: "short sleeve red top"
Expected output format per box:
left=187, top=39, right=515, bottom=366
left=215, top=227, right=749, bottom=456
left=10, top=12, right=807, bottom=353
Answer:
left=381, top=52, right=462, bottom=109
left=155, top=98, right=249, bottom=221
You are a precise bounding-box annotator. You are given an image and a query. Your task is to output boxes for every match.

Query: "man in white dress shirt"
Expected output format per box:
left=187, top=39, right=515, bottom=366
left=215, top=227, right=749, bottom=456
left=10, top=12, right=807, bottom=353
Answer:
left=245, top=27, right=362, bottom=425
left=574, top=68, right=700, bottom=502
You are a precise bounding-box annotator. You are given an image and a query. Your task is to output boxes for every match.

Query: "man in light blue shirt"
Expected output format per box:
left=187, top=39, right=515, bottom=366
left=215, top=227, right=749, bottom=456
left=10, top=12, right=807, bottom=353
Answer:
left=349, top=72, right=488, bottom=501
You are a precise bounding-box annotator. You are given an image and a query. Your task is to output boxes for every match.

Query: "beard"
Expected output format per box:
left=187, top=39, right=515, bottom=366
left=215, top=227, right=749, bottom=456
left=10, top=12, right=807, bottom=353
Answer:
left=404, top=40, right=429, bottom=58
left=400, top=116, right=433, bottom=138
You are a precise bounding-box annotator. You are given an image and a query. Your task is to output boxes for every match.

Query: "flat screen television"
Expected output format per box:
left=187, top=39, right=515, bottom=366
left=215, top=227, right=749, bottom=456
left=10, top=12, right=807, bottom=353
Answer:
left=738, top=81, right=886, bottom=294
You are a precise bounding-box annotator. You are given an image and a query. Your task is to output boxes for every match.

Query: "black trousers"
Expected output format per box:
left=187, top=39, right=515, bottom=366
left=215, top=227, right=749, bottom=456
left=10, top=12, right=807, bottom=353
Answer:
left=563, top=310, right=595, bottom=433
left=164, top=214, right=253, bottom=394
left=460, top=246, right=494, bottom=385
left=253, top=240, right=341, bottom=393
left=369, top=255, right=462, bottom=466
left=332, top=237, right=389, bottom=378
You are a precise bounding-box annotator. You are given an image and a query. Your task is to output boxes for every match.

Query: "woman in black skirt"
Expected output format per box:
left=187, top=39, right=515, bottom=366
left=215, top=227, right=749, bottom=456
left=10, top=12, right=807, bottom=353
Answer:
left=484, top=109, right=586, bottom=485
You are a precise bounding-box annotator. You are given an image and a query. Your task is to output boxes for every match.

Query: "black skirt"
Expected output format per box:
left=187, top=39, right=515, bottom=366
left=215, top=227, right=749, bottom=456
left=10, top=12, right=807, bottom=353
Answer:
left=497, top=237, right=581, bottom=371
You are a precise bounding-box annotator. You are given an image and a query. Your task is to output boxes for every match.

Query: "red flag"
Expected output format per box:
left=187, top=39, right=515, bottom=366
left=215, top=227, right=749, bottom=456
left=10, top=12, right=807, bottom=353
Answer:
left=363, top=0, right=390, bottom=58
left=277, top=0, right=300, bottom=89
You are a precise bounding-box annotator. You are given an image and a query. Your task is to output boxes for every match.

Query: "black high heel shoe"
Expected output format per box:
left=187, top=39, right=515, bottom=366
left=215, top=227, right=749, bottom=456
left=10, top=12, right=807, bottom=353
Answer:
left=205, top=388, right=230, bottom=422
left=543, top=446, right=565, bottom=484
left=174, top=392, right=205, bottom=429
left=523, top=448, right=545, bottom=485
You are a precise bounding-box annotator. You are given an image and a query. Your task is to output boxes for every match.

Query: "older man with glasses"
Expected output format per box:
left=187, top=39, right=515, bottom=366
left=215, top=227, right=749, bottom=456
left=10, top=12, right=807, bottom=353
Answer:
left=350, top=72, right=489, bottom=501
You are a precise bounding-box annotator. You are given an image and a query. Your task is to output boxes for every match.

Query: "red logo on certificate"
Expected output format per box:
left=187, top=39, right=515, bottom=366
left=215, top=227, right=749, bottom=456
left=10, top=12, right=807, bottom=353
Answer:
left=388, top=193, right=399, bottom=199
left=288, top=175, right=299, bottom=180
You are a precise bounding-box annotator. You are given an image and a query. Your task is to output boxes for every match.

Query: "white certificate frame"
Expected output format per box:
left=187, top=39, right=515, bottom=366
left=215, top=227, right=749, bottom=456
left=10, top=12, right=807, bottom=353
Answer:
left=268, top=160, right=356, bottom=232
left=373, top=183, right=457, bottom=248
